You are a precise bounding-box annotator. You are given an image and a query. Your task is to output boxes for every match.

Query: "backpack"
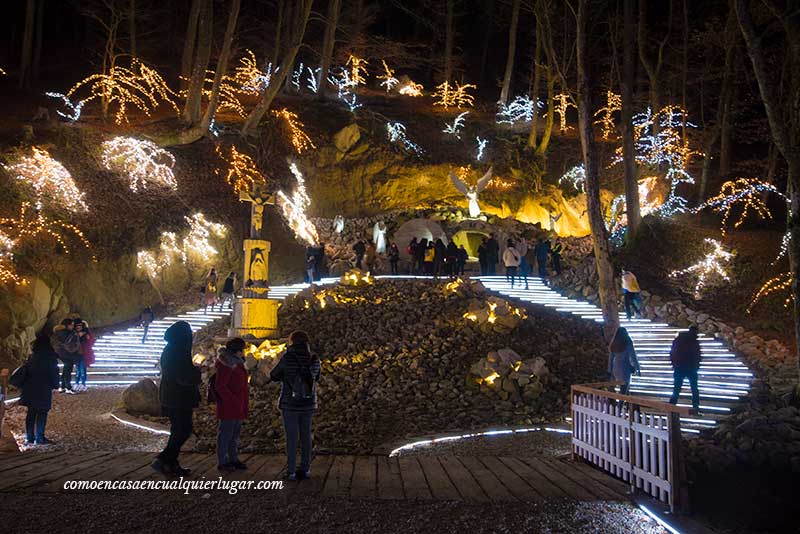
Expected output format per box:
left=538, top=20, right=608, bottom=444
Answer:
left=290, top=354, right=314, bottom=401
left=9, top=363, right=28, bottom=389
left=207, top=373, right=218, bottom=403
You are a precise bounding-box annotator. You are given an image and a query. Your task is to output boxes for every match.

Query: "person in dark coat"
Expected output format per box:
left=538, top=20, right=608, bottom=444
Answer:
left=485, top=233, right=500, bottom=275
left=270, top=330, right=321, bottom=481
left=550, top=240, right=564, bottom=275
left=388, top=242, right=400, bottom=275
left=535, top=239, right=550, bottom=279
left=457, top=245, right=468, bottom=276
left=353, top=240, right=366, bottom=270
left=414, top=238, right=428, bottom=275
left=54, top=318, right=81, bottom=393
left=219, top=272, right=236, bottom=311
left=445, top=241, right=459, bottom=279
left=433, top=238, right=447, bottom=278
left=18, top=333, right=60, bottom=444
left=214, top=337, right=249, bottom=472
left=140, top=307, right=155, bottom=344
left=607, top=327, right=641, bottom=395
left=669, top=326, right=702, bottom=413
left=407, top=238, right=418, bottom=273
left=477, top=237, right=488, bottom=275
left=152, top=321, right=201, bottom=476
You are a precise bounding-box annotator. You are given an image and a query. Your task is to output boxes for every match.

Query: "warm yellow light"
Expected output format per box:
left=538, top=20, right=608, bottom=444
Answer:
left=215, top=145, right=266, bottom=194
left=377, top=60, right=398, bottom=92
left=747, top=272, right=792, bottom=314
left=346, top=55, right=369, bottom=86
left=554, top=93, right=576, bottom=132
left=484, top=372, right=500, bottom=385
left=594, top=90, right=621, bottom=139
left=271, top=108, right=316, bottom=154
left=398, top=80, right=424, bottom=96
left=277, top=163, right=320, bottom=246
left=101, top=136, right=177, bottom=192
left=432, top=81, right=476, bottom=109
left=6, top=147, right=88, bottom=212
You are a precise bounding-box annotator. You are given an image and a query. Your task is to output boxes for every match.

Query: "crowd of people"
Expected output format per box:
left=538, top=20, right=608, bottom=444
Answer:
left=201, top=268, right=237, bottom=313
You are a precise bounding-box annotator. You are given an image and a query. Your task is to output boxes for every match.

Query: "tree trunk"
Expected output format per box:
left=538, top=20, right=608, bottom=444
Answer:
left=535, top=72, right=555, bottom=157
left=577, top=0, right=620, bottom=339
left=479, top=0, right=494, bottom=84
left=180, top=0, right=203, bottom=88
left=699, top=126, right=721, bottom=200
left=182, top=0, right=213, bottom=125
left=528, top=11, right=542, bottom=149
left=129, top=0, right=137, bottom=56
left=637, top=0, right=670, bottom=133
left=19, top=0, right=35, bottom=89
left=200, top=0, right=241, bottom=131
left=443, top=0, right=455, bottom=82
left=242, top=0, right=313, bottom=136
left=32, top=0, right=44, bottom=80
left=272, top=0, right=284, bottom=66
left=735, top=0, right=800, bottom=381
left=499, top=0, right=521, bottom=104
left=318, top=0, right=342, bottom=97
left=621, top=0, right=641, bottom=236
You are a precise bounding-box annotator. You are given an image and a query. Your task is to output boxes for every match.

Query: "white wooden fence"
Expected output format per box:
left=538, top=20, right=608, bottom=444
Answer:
left=571, top=381, right=690, bottom=512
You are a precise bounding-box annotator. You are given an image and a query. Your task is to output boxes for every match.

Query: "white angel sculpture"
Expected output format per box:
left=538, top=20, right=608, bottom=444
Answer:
left=333, top=214, right=345, bottom=234
left=449, top=167, right=493, bottom=218
left=373, top=221, right=388, bottom=254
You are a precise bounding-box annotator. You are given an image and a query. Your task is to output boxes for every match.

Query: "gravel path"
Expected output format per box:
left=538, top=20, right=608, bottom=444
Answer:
left=396, top=429, right=572, bottom=458
left=0, top=492, right=666, bottom=534
left=4, top=386, right=166, bottom=452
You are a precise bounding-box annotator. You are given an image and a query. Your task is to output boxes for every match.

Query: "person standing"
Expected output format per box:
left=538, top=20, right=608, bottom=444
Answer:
left=423, top=241, right=435, bottom=275
left=388, top=242, right=400, bottom=275
left=353, top=240, right=366, bottom=270
left=607, top=327, right=641, bottom=394
left=445, top=240, right=459, bottom=279
left=219, top=273, right=236, bottom=311
left=485, top=233, right=499, bottom=275
left=15, top=333, right=60, bottom=444
left=535, top=239, right=550, bottom=279
left=669, top=326, right=702, bottom=414
left=73, top=320, right=95, bottom=392
left=152, top=321, right=201, bottom=476
left=214, top=338, right=249, bottom=472
left=365, top=241, right=377, bottom=273
left=502, top=240, right=521, bottom=287
left=270, top=330, right=321, bottom=481
left=407, top=238, right=418, bottom=274
left=621, top=269, right=642, bottom=320
left=54, top=318, right=80, bottom=393
left=477, top=237, right=488, bottom=276
left=314, top=243, right=326, bottom=280
left=517, top=237, right=530, bottom=290
left=306, top=253, right=317, bottom=284
left=433, top=238, right=447, bottom=278
left=414, top=238, right=428, bottom=275
left=204, top=268, right=218, bottom=312
left=140, top=306, right=155, bottom=344
left=457, top=245, right=468, bottom=276
left=551, top=240, right=564, bottom=275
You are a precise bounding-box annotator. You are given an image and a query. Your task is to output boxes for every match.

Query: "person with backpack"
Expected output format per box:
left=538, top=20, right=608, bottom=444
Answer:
left=12, top=333, right=60, bottom=445
left=669, top=326, right=702, bottom=413
left=54, top=318, right=81, bottom=393
left=607, top=327, right=641, bottom=394
left=211, top=338, right=249, bottom=473
left=219, top=272, right=236, bottom=311
left=152, top=321, right=201, bottom=477
left=140, top=307, right=155, bottom=344
left=270, top=330, right=321, bottom=481
left=388, top=242, right=400, bottom=275
left=502, top=239, right=521, bottom=287
left=73, top=319, right=95, bottom=392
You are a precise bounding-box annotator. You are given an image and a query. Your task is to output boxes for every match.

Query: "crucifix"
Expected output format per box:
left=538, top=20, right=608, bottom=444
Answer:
left=239, top=183, right=275, bottom=239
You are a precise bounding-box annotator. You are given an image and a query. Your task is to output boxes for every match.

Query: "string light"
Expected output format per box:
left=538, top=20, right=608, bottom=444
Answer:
left=747, top=272, right=792, bottom=314
left=306, top=66, right=321, bottom=93
left=215, top=145, right=266, bottom=195
left=6, top=147, right=88, bottom=212
left=606, top=176, right=663, bottom=239
left=554, top=93, right=576, bottom=132
left=327, top=68, right=361, bottom=112
left=486, top=177, right=514, bottom=190
left=232, top=50, right=276, bottom=94
left=476, top=136, right=488, bottom=161
left=694, top=178, right=784, bottom=236
left=377, top=60, right=399, bottom=92
left=386, top=122, right=423, bottom=155
left=276, top=163, right=320, bottom=246
left=101, top=137, right=177, bottom=192
left=772, top=230, right=790, bottom=265
left=0, top=229, right=21, bottom=285
left=346, top=55, right=368, bottom=86
left=271, top=108, right=316, bottom=154
left=432, top=81, right=476, bottom=109
left=593, top=90, right=621, bottom=139
left=45, top=92, right=85, bottom=121
left=184, top=213, right=227, bottom=262
left=398, top=80, right=424, bottom=97
left=669, top=238, right=732, bottom=298
left=291, top=62, right=304, bottom=91
left=443, top=111, right=469, bottom=139
left=559, top=164, right=585, bottom=192
left=496, top=95, right=541, bottom=125
left=179, top=72, right=246, bottom=117
left=136, top=214, right=226, bottom=278
left=58, top=58, right=179, bottom=124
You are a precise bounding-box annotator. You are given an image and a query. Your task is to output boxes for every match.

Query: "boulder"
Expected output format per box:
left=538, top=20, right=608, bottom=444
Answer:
left=119, top=378, right=162, bottom=417
left=333, top=123, right=361, bottom=153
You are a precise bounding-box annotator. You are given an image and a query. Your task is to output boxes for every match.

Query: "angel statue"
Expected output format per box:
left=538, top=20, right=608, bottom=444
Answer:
left=449, top=167, right=493, bottom=218
left=373, top=221, right=388, bottom=254
left=333, top=214, right=345, bottom=234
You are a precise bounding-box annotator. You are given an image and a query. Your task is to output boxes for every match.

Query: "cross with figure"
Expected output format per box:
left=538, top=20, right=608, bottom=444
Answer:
left=239, top=183, right=275, bottom=239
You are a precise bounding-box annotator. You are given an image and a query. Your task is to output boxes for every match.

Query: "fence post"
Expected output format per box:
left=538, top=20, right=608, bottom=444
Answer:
left=667, top=411, right=687, bottom=513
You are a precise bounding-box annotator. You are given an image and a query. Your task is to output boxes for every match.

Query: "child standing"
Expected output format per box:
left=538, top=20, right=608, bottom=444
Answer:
left=17, top=334, right=60, bottom=444
left=214, top=338, right=249, bottom=472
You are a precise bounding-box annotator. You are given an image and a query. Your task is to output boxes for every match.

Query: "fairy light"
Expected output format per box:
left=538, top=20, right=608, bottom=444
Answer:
left=291, top=62, right=304, bottom=91
left=377, top=60, right=398, bottom=92
left=101, top=137, right=177, bottom=192
left=276, top=163, right=320, bottom=246
left=593, top=90, right=621, bottom=139
left=179, top=72, right=246, bottom=117
left=398, top=80, right=423, bottom=97
left=694, top=178, right=784, bottom=236
left=559, top=164, right=585, bottom=192
left=0, top=229, right=21, bottom=285
left=386, top=122, right=423, bottom=155
left=232, top=50, right=276, bottom=94
left=215, top=145, right=265, bottom=195
left=432, top=81, right=476, bottom=109
left=476, top=136, right=488, bottom=161
left=607, top=176, right=663, bottom=239
left=184, top=213, right=227, bottom=262
left=669, top=238, right=732, bottom=298
left=137, top=214, right=226, bottom=278
left=306, top=66, right=321, bottom=93
left=327, top=68, right=361, bottom=112
left=443, top=111, right=469, bottom=139
left=58, top=58, right=179, bottom=124
left=772, top=230, right=790, bottom=265
left=6, top=147, right=88, bottom=212
left=271, top=108, right=316, bottom=154
left=45, top=92, right=86, bottom=121
left=747, top=272, right=792, bottom=313
left=486, top=177, right=514, bottom=190
left=496, top=95, right=541, bottom=125
left=346, top=55, right=369, bottom=86
left=554, top=93, right=576, bottom=131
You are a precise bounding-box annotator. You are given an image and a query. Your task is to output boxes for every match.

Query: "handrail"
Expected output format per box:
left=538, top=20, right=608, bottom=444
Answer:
left=0, top=368, right=8, bottom=439
left=572, top=382, right=691, bottom=416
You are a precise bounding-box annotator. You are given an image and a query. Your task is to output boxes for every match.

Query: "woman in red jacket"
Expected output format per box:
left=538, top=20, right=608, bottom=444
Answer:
left=214, top=337, right=249, bottom=472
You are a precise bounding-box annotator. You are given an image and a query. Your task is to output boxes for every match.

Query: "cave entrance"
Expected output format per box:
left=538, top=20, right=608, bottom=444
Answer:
left=451, top=230, right=489, bottom=260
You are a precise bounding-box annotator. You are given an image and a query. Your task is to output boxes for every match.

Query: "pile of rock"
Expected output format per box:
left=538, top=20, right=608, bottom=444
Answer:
left=463, top=296, right=528, bottom=333
left=469, top=348, right=549, bottom=403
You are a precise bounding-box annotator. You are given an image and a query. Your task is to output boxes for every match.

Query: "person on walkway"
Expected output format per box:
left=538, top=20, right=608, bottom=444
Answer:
left=535, top=239, right=550, bottom=279
left=607, top=327, right=641, bottom=395
left=54, top=318, right=81, bottom=393
left=477, top=237, right=488, bottom=275
left=388, top=242, right=400, bottom=275
left=414, top=238, right=428, bottom=275
left=219, top=272, right=236, bottom=311
left=503, top=240, right=521, bottom=287
left=669, top=326, right=702, bottom=414
left=140, top=306, right=155, bottom=344
left=424, top=241, right=435, bottom=275
left=485, top=233, right=499, bottom=275
left=204, top=268, right=218, bottom=312
left=621, top=269, right=642, bottom=320
left=365, top=241, right=377, bottom=273
left=457, top=245, right=468, bottom=276
left=353, top=240, right=366, bottom=270
left=73, top=319, right=94, bottom=392
left=306, top=253, right=317, bottom=284
left=270, top=330, right=321, bottom=481
left=433, top=238, right=447, bottom=278
left=214, top=337, right=249, bottom=473
left=407, top=238, right=418, bottom=274
left=551, top=240, right=564, bottom=275
left=517, top=237, right=530, bottom=290
left=314, top=243, right=327, bottom=280
left=152, top=321, right=201, bottom=476
left=445, top=240, right=459, bottom=279
left=17, top=333, right=60, bottom=445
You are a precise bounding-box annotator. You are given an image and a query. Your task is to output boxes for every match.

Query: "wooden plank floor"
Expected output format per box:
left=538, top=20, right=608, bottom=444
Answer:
left=0, top=451, right=630, bottom=502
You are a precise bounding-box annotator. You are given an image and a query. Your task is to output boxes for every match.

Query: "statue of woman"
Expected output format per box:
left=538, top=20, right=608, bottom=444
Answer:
left=373, top=221, right=388, bottom=254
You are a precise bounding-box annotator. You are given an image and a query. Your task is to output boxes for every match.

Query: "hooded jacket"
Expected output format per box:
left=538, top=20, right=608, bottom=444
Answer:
left=214, top=347, right=249, bottom=420
left=670, top=331, right=702, bottom=370
left=53, top=324, right=81, bottom=362
left=20, top=338, right=60, bottom=411
left=159, top=321, right=201, bottom=410
left=270, top=342, right=321, bottom=411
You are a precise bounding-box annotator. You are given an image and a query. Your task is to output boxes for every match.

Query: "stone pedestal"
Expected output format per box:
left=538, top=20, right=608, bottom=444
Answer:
left=229, top=238, right=279, bottom=338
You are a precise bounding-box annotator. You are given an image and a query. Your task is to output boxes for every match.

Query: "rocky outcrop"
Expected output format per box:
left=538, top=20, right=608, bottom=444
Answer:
left=118, top=378, right=162, bottom=417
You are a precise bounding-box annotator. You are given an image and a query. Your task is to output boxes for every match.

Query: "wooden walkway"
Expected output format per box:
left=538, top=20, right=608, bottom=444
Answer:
left=0, top=451, right=630, bottom=502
